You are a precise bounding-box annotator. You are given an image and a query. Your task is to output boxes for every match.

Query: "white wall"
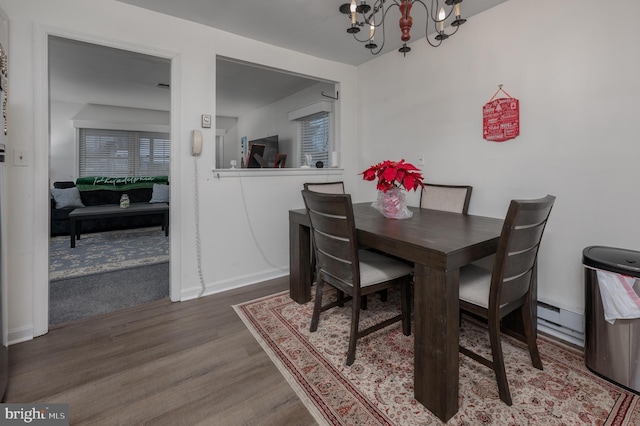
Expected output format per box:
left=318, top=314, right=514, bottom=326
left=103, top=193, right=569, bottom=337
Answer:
left=237, top=81, right=336, bottom=168
left=215, top=116, right=238, bottom=168
left=0, top=0, right=358, bottom=342
left=357, top=0, right=640, bottom=315
left=50, top=100, right=83, bottom=183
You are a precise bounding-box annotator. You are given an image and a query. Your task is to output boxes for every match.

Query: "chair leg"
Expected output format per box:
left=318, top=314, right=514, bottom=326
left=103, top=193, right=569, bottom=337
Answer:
left=346, top=293, right=361, bottom=366
left=522, top=303, right=543, bottom=370
left=400, top=282, right=411, bottom=336
left=310, top=279, right=324, bottom=333
left=361, top=295, right=368, bottom=310
left=379, top=289, right=388, bottom=302
left=337, top=289, right=345, bottom=307
left=310, top=252, right=316, bottom=283
left=488, top=317, right=512, bottom=406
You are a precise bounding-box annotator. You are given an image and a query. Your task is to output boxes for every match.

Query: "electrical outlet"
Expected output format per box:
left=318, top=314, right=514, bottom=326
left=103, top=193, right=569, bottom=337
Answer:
left=13, top=149, right=29, bottom=166
left=418, top=153, right=425, bottom=166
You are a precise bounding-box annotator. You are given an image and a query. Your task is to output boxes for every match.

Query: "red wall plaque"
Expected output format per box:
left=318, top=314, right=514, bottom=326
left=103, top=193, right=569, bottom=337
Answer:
left=483, top=91, right=520, bottom=142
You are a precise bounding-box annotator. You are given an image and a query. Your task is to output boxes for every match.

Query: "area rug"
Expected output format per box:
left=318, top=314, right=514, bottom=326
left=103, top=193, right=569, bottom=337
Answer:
left=50, top=227, right=169, bottom=280
left=234, top=289, right=640, bottom=425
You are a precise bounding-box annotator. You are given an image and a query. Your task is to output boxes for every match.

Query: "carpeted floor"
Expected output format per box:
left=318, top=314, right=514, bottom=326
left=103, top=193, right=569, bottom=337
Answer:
left=234, top=289, right=640, bottom=425
left=49, top=262, right=169, bottom=325
left=49, top=227, right=170, bottom=325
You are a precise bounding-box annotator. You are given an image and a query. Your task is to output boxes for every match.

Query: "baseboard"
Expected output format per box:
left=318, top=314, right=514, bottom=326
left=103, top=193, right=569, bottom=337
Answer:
left=9, top=326, right=33, bottom=345
left=181, top=268, right=289, bottom=301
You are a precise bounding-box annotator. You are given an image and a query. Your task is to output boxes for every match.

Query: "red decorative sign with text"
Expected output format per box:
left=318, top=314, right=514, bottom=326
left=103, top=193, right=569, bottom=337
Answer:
left=483, top=87, right=520, bottom=142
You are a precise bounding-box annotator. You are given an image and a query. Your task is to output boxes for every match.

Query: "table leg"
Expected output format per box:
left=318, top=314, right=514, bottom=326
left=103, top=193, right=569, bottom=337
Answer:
left=289, top=214, right=311, bottom=303
left=164, top=211, right=169, bottom=236
left=413, top=263, right=460, bottom=422
left=70, top=218, right=76, bottom=248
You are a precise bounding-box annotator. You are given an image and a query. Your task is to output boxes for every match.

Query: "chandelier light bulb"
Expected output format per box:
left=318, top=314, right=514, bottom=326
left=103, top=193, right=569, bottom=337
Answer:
left=350, top=0, right=357, bottom=25
left=438, top=7, right=445, bottom=32
left=370, top=20, right=375, bottom=40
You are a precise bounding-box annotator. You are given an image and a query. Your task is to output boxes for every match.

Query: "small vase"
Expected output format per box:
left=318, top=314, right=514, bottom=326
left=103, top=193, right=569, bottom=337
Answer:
left=372, top=187, right=413, bottom=219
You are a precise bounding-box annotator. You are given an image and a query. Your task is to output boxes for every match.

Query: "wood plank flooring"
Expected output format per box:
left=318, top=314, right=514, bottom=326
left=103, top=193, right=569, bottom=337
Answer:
left=6, top=278, right=317, bottom=425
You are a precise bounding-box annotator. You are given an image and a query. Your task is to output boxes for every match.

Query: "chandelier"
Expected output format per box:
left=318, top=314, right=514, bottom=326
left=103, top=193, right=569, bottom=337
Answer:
left=339, top=0, right=466, bottom=55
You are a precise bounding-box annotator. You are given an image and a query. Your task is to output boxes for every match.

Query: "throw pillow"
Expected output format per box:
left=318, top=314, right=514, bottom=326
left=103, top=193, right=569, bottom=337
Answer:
left=149, top=183, right=170, bottom=203
left=51, top=187, right=85, bottom=209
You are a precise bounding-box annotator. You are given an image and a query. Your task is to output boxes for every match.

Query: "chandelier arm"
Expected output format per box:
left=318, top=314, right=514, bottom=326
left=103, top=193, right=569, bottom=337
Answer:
left=413, top=0, right=442, bottom=47
left=368, top=15, right=388, bottom=54
left=352, top=3, right=397, bottom=45
left=370, top=2, right=400, bottom=29
left=415, top=0, right=456, bottom=24
left=360, top=0, right=391, bottom=27
left=445, top=22, right=460, bottom=37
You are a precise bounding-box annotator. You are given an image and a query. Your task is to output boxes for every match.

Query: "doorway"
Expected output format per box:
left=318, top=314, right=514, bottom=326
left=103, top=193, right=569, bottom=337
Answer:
left=47, top=36, right=172, bottom=325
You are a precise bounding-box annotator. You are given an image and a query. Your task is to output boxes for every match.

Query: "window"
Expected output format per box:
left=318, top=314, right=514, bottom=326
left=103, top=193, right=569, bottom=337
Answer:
left=79, top=129, right=170, bottom=177
left=299, top=112, right=329, bottom=167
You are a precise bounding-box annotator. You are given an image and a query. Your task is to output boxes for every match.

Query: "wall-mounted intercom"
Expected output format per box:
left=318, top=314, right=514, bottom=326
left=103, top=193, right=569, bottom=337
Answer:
left=192, top=129, right=203, bottom=156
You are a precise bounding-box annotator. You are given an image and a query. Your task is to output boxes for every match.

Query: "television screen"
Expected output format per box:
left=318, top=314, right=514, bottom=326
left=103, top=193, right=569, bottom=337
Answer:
left=247, top=135, right=278, bottom=167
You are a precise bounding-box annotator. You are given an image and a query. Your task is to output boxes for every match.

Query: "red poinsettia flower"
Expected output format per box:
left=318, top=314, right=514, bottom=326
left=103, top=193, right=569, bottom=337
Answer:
left=361, top=159, right=424, bottom=192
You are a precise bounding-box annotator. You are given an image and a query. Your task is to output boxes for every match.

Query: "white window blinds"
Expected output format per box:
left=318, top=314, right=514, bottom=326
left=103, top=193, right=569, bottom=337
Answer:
left=299, top=112, right=329, bottom=167
left=79, top=129, right=170, bottom=177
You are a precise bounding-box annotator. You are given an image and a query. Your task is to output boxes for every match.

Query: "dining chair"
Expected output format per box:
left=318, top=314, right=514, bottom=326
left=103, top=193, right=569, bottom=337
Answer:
left=419, top=183, right=473, bottom=214
left=303, top=182, right=345, bottom=286
left=458, top=194, right=556, bottom=405
left=303, top=181, right=382, bottom=309
left=301, top=190, right=412, bottom=366
left=303, top=181, right=345, bottom=194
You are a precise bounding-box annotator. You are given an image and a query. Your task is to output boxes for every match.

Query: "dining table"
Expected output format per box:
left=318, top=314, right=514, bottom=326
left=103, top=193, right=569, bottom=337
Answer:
left=289, top=202, right=512, bottom=422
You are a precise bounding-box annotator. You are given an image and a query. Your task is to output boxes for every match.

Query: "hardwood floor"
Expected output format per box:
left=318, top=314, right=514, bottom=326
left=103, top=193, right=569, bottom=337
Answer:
left=6, top=278, right=317, bottom=425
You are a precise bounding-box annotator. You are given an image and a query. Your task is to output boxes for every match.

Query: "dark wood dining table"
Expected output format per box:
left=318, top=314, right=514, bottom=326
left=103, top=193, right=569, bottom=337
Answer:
left=289, top=202, right=505, bottom=422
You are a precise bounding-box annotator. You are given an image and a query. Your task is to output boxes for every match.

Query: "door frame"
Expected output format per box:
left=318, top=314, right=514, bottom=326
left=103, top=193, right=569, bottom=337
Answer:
left=33, top=25, right=182, bottom=337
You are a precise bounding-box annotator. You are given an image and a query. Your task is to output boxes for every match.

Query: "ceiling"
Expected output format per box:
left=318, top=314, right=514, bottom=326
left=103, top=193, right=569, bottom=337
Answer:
left=48, top=37, right=325, bottom=118
left=49, top=36, right=171, bottom=111
left=50, top=1, right=510, bottom=117
left=117, top=0, right=509, bottom=66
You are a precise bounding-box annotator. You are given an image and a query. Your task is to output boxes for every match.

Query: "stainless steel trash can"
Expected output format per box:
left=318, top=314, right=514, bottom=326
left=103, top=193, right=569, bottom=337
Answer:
left=584, top=246, right=640, bottom=393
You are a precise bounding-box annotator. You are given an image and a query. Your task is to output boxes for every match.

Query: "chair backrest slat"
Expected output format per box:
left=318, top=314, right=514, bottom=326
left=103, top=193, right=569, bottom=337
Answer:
left=303, top=181, right=345, bottom=194
left=302, top=190, right=359, bottom=289
left=420, top=183, right=472, bottom=214
left=491, top=195, right=555, bottom=309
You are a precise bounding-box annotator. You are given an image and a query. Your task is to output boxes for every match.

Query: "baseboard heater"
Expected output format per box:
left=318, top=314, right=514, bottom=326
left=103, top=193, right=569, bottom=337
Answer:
left=537, top=301, right=585, bottom=347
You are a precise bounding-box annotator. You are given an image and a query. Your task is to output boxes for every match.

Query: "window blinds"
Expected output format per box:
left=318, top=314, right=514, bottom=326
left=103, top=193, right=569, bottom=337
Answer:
left=79, top=129, right=170, bottom=177
left=299, top=112, right=329, bottom=167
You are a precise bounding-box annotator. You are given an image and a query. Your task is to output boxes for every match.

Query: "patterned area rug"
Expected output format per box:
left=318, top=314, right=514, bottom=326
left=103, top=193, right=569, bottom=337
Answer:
left=50, top=227, right=169, bottom=280
left=234, top=289, right=640, bottom=425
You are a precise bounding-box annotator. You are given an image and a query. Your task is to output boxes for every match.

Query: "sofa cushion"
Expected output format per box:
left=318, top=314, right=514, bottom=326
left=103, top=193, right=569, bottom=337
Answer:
left=149, top=183, right=170, bottom=203
left=51, top=187, right=85, bottom=209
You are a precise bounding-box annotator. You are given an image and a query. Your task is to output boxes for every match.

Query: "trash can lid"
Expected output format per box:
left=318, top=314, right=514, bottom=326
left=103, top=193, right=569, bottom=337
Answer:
left=583, top=246, right=640, bottom=277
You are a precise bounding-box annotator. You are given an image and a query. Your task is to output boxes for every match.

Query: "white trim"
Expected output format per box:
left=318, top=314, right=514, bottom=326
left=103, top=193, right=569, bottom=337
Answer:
left=32, top=24, right=183, bottom=338
left=288, top=100, right=333, bottom=121
left=33, top=24, right=51, bottom=338
left=211, top=168, right=343, bottom=179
